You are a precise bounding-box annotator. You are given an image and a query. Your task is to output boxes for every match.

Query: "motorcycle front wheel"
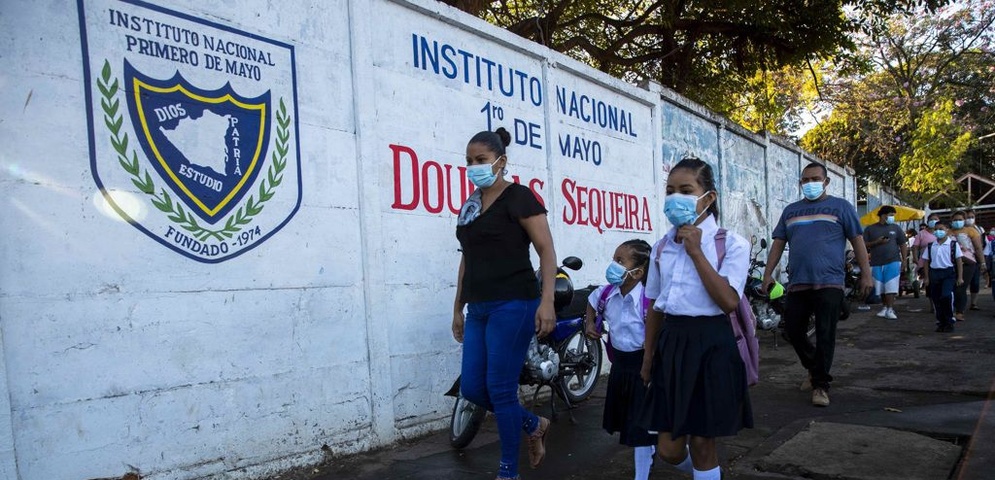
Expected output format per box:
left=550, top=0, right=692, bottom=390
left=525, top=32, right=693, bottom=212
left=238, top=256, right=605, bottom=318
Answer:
left=557, top=330, right=603, bottom=403
left=449, top=394, right=486, bottom=449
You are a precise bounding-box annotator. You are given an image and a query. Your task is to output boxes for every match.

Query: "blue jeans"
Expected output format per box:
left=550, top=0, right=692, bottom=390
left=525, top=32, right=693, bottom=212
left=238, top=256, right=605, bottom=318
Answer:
left=461, top=299, right=541, bottom=478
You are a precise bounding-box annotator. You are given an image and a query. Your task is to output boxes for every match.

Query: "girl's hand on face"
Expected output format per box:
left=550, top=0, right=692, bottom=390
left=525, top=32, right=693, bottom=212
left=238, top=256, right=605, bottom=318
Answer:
left=677, top=225, right=703, bottom=256
left=452, top=310, right=465, bottom=343
left=535, top=299, right=556, bottom=338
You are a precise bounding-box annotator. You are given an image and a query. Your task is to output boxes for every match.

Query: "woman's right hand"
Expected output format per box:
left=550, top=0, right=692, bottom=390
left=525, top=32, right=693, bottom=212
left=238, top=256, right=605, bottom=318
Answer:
left=452, top=310, right=465, bottom=343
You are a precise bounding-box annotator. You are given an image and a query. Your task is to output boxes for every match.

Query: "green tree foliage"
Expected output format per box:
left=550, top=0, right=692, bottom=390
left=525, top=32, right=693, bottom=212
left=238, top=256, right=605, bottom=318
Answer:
left=801, top=1, right=994, bottom=196
left=440, top=0, right=950, bottom=133
left=897, top=100, right=972, bottom=195
left=726, top=65, right=824, bottom=134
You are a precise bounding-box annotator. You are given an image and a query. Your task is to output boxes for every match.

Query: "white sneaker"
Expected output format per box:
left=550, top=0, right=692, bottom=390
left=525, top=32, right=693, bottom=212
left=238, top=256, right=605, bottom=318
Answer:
left=885, top=308, right=898, bottom=320
left=876, top=308, right=889, bottom=318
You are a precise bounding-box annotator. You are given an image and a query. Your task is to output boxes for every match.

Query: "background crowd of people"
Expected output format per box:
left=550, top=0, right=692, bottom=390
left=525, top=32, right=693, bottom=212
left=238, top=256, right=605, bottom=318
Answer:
left=907, top=208, right=993, bottom=328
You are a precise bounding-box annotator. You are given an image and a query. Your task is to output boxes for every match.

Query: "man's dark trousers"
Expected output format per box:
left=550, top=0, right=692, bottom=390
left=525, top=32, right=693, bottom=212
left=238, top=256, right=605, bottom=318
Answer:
left=784, top=288, right=843, bottom=390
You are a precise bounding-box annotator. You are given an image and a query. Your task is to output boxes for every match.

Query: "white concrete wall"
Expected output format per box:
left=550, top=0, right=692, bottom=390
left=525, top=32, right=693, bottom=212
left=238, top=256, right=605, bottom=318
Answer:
left=0, top=0, right=858, bottom=479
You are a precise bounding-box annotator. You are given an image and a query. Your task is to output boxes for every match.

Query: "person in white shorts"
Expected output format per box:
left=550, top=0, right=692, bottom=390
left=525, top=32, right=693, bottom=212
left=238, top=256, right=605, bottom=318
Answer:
left=862, top=205, right=908, bottom=319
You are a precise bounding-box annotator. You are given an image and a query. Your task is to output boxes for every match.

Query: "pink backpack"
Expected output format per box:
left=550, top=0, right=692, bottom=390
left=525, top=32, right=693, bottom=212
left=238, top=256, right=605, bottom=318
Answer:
left=655, top=229, right=760, bottom=386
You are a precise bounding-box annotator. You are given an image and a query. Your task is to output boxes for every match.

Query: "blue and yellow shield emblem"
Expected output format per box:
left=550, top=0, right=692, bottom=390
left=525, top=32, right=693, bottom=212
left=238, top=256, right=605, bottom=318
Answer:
left=125, top=61, right=271, bottom=223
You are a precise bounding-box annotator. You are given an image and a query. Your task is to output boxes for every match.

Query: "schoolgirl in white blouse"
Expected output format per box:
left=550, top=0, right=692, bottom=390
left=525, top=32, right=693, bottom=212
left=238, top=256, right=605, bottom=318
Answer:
left=583, top=239, right=656, bottom=480
left=639, top=158, right=753, bottom=480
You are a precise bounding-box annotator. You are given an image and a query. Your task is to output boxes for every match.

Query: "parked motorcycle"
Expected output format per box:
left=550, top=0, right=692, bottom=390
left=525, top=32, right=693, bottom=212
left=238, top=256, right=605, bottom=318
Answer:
left=745, top=238, right=786, bottom=334
left=838, top=249, right=862, bottom=320
left=748, top=239, right=861, bottom=347
left=445, top=256, right=603, bottom=449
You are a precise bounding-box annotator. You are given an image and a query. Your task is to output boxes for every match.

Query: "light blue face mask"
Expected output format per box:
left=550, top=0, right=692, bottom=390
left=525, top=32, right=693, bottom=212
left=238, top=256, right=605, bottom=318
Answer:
left=605, top=261, right=631, bottom=286
left=951, top=220, right=965, bottom=230
left=927, top=220, right=937, bottom=228
left=885, top=215, right=896, bottom=225
left=935, top=229, right=947, bottom=239
left=801, top=181, right=825, bottom=200
left=664, top=192, right=711, bottom=227
left=466, top=160, right=501, bottom=188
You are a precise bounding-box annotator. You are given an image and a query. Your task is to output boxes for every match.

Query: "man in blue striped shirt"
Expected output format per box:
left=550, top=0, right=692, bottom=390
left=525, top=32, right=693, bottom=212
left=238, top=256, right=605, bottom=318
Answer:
left=762, top=163, right=873, bottom=407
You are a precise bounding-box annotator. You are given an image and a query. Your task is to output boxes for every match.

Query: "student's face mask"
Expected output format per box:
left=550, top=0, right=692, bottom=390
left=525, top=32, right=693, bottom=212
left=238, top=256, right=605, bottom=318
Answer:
left=927, top=220, right=937, bottom=228
left=966, top=218, right=975, bottom=226
left=951, top=220, right=965, bottom=230
left=935, top=229, right=947, bottom=239
left=664, top=192, right=712, bottom=227
left=605, top=261, right=634, bottom=286
left=885, top=215, right=896, bottom=225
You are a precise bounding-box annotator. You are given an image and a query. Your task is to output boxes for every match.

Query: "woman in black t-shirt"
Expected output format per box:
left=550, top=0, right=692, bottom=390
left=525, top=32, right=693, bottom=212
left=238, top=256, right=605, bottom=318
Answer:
left=453, top=128, right=558, bottom=480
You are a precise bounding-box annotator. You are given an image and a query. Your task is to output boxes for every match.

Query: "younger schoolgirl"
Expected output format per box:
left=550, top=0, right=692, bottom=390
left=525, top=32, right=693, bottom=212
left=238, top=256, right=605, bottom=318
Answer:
left=921, top=219, right=964, bottom=333
left=639, top=158, right=753, bottom=480
left=584, top=239, right=657, bottom=480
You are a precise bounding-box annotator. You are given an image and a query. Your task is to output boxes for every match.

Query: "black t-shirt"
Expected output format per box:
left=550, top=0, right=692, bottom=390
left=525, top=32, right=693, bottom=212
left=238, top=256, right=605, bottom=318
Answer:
left=456, top=183, right=547, bottom=303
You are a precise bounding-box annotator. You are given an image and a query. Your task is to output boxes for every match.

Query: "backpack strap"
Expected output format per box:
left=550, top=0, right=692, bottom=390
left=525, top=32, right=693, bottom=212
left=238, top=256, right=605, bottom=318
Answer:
left=715, top=228, right=728, bottom=268
left=653, top=235, right=669, bottom=264
left=594, top=285, right=615, bottom=334
left=927, top=242, right=934, bottom=263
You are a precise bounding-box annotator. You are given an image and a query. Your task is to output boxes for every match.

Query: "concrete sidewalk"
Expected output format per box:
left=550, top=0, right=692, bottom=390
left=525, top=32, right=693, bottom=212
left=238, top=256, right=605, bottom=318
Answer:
left=270, top=288, right=995, bottom=480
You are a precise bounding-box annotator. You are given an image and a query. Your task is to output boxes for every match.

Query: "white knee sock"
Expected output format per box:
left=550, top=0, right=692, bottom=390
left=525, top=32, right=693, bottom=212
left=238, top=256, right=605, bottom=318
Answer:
left=634, top=446, right=654, bottom=480
left=661, top=445, right=693, bottom=473
left=693, top=465, right=721, bottom=480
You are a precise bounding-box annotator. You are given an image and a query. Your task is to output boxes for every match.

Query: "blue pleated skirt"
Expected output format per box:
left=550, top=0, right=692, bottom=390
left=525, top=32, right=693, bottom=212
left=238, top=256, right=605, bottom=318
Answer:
left=638, top=314, right=753, bottom=439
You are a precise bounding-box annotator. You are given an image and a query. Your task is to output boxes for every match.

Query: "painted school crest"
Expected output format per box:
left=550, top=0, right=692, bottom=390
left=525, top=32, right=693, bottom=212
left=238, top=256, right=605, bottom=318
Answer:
left=78, top=0, right=301, bottom=262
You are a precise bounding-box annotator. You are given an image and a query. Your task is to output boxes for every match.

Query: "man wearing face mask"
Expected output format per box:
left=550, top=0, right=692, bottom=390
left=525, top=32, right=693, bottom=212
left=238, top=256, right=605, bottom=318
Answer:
left=762, top=163, right=872, bottom=407
left=862, top=206, right=909, bottom=319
